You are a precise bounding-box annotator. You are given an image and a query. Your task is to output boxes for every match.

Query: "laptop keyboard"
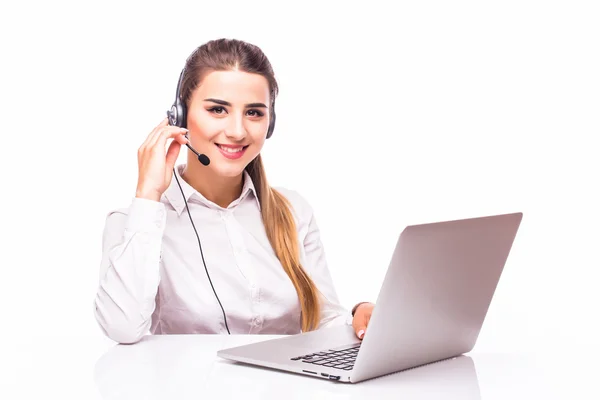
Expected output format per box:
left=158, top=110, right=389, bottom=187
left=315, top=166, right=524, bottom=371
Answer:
left=290, top=343, right=361, bottom=371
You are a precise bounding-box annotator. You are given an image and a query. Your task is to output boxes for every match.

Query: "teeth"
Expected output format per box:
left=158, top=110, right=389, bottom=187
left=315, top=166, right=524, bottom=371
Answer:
left=218, top=145, right=244, bottom=153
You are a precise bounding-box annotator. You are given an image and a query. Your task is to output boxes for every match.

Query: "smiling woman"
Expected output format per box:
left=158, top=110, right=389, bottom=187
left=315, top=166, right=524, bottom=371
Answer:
left=93, top=38, right=373, bottom=345
left=182, top=67, right=273, bottom=179
left=200, top=95, right=266, bottom=160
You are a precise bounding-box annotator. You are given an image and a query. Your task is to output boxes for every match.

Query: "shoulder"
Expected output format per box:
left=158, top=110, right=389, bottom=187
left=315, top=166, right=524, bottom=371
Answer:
left=271, top=186, right=317, bottom=234
left=272, top=186, right=314, bottom=216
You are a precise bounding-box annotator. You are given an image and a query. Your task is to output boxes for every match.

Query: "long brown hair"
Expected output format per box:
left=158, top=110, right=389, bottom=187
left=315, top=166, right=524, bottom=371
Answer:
left=178, top=38, right=321, bottom=332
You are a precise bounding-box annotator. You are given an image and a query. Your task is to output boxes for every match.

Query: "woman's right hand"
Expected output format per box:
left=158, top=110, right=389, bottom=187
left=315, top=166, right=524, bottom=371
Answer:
left=135, top=117, right=189, bottom=202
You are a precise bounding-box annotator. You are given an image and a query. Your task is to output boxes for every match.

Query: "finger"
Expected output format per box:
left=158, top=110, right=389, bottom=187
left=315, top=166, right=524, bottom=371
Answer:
left=149, top=117, right=169, bottom=139
left=177, top=132, right=190, bottom=145
left=352, top=316, right=367, bottom=340
left=141, top=117, right=170, bottom=151
left=165, top=139, right=182, bottom=174
left=155, top=116, right=169, bottom=131
left=149, top=126, right=188, bottom=149
left=355, top=325, right=367, bottom=340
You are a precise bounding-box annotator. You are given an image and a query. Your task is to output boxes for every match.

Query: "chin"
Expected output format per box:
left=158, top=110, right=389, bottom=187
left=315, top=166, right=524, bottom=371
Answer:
left=213, top=164, right=248, bottom=178
left=210, top=154, right=256, bottom=178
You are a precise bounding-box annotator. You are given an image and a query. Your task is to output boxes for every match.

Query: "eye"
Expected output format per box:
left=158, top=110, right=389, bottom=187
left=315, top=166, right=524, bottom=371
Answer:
left=208, top=106, right=226, bottom=114
left=207, top=106, right=264, bottom=117
left=247, top=109, right=264, bottom=117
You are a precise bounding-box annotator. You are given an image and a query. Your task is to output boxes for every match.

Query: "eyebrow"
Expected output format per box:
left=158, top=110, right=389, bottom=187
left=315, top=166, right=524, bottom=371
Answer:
left=204, top=98, right=267, bottom=108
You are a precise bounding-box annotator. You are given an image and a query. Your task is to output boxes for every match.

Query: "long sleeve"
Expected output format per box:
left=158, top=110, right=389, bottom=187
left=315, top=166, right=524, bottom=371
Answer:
left=300, top=199, right=352, bottom=330
left=93, top=197, right=166, bottom=344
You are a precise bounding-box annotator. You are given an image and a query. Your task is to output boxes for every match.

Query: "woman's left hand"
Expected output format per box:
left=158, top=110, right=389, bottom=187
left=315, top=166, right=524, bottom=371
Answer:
left=352, top=302, right=375, bottom=340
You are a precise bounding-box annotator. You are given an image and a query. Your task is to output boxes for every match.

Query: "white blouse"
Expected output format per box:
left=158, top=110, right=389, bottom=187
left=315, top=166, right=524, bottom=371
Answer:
left=93, top=163, right=352, bottom=344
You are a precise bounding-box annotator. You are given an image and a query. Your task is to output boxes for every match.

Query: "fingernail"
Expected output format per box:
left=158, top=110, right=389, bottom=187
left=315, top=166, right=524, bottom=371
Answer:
left=358, top=330, right=365, bottom=339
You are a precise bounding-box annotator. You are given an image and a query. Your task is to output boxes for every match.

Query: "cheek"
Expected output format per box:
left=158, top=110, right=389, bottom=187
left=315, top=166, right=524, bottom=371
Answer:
left=250, top=132, right=267, bottom=149
left=188, top=112, right=220, bottom=138
left=250, top=119, right=270, bottom=140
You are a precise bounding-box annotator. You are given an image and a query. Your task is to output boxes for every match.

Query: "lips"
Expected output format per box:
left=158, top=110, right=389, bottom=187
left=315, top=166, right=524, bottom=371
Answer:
left=215, top=143, right=249, bottom=160
left=216, top=144, right=247, bottom=153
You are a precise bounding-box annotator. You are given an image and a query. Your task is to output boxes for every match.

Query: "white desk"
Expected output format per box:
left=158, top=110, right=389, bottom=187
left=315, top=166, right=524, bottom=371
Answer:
left=2, top=333, right=596, bottom=399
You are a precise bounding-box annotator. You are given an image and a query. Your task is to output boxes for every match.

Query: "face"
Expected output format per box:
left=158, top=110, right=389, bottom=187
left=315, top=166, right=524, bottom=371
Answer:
left=186, top=70, right=271, bottom=177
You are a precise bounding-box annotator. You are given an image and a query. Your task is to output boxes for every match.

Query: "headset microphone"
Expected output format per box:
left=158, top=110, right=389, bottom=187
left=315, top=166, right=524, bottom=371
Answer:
left=183, top=133, right=211, bottom=166
left=166, top=67, right=211, bottom=167
left=195, top=150, right=211, bottom=166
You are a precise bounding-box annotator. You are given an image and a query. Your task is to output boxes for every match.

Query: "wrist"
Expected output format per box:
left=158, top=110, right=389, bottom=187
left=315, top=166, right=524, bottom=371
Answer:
left=135, top=187, right=161, bottom=202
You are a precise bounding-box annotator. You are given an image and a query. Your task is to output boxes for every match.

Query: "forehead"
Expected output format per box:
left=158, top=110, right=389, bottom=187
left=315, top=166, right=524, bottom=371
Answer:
left=197, top=70, right=270, bottom=102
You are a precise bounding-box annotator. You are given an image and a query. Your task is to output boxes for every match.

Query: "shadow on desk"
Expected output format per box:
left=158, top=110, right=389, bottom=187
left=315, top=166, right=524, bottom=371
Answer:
left=94, top=334, right=481, bottom=399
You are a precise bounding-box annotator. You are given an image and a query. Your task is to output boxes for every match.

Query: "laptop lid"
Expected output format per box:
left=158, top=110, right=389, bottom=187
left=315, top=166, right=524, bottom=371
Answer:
left=350, top=212, right=523, bottom=383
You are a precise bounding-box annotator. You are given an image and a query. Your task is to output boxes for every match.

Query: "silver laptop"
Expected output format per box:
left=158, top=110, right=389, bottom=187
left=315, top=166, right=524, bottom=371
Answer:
left=217, top=212, right=523, bottom=383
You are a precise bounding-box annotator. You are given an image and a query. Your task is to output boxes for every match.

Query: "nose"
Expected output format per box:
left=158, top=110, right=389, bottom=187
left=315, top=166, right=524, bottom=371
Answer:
left=224, top=113, right=247, bottom=141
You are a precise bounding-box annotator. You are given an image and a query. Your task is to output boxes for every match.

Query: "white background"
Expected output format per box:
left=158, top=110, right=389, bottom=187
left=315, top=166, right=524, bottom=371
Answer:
left=1, top=0, right=598, bottom=364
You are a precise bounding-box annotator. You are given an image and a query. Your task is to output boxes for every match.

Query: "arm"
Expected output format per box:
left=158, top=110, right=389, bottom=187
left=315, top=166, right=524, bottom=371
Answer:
left=299, top=201, right=353, bottom=330
left=93, top=197, right=165, bottom=344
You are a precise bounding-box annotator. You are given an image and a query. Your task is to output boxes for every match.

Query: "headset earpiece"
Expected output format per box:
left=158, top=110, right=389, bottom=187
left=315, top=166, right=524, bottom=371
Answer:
left=167, top=68, right=187, bottom=128
left=266, top=107, right=276, bottom=139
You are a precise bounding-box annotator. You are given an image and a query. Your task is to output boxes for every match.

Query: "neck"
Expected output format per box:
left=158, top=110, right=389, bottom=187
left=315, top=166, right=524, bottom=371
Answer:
left=181, top=155, right=244, bottom=209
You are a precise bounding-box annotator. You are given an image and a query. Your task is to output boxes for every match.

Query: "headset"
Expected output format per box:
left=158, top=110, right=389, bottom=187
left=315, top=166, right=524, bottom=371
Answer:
left=165, top=64, right=277, bottom=334
left=167, top=66, right=276, bottom=153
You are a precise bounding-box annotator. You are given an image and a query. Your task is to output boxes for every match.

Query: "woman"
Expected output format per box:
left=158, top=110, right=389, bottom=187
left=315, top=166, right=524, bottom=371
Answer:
left=94, top=38, right=374, bottom=344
